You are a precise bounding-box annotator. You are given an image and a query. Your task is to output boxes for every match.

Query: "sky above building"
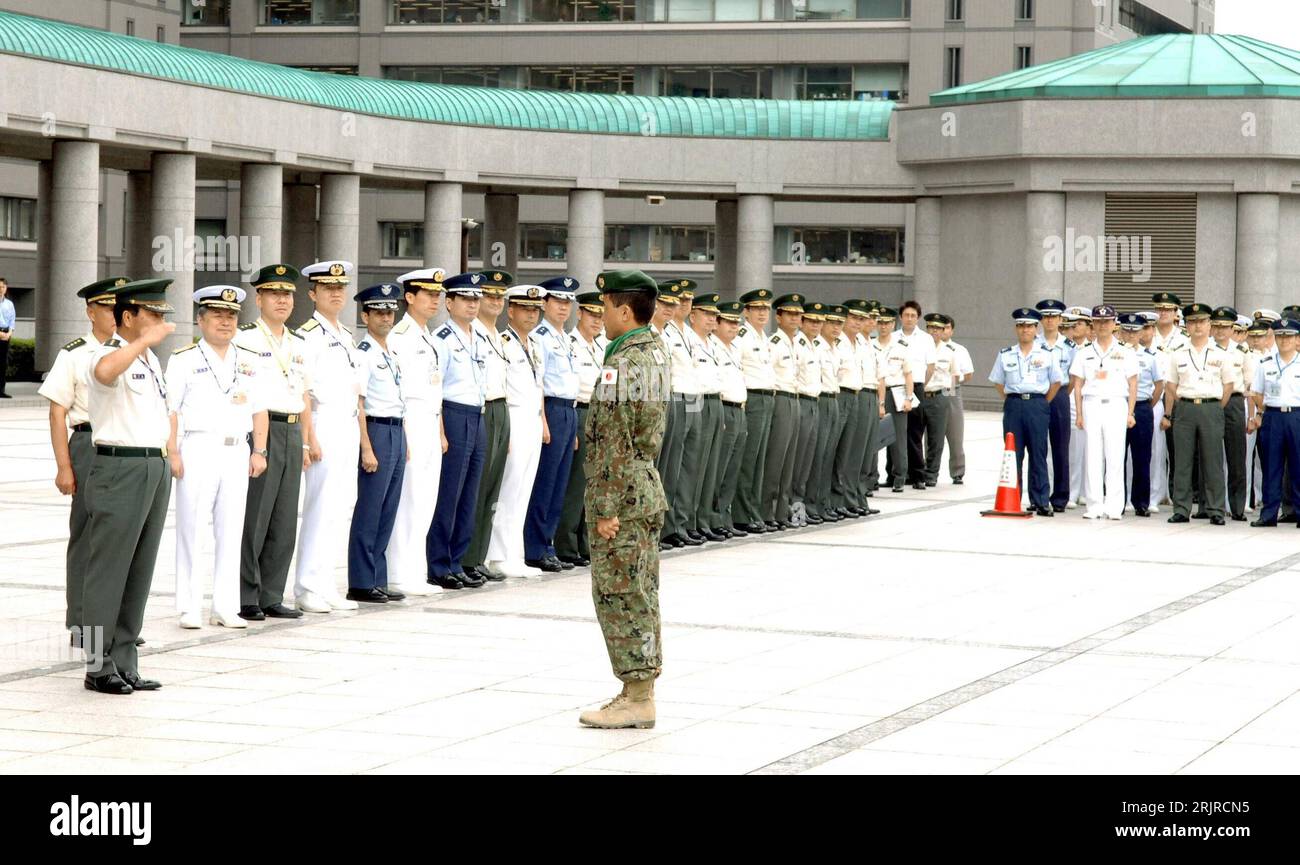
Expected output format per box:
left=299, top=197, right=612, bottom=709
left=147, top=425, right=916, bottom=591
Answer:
left=1215, top=0, right=1300, bottom=48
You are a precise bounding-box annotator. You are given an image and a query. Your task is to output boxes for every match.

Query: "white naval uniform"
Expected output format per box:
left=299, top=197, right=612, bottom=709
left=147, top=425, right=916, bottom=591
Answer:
left=166, top=339, right=265, bottom=621
left=1150, top=345, right=1172, bottom=508
left=1070, top=338, right=1138, bottom=519
left=295, top=312, right=366, bottom=601
left=1068, top=341, right=1091, bottom=507
left=487, top=325, right=546, bottom=573
left=385, top=313, right=444, bottom=590
left=1248, top=347, right=1273, bottom=508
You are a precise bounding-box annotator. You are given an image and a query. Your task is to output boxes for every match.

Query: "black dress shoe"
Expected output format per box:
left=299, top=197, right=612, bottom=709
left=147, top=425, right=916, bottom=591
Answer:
left=892, top=484, right=904, bottom=493
left=346, top=588, right=389, bottom=604
left=574, top=556, right=591, bottom=567
left=525, top=558, right=563, bottom=573
left=1133, top=508, right=1150, bottom=517
left=1211, top=516, right=1226, bottom=526
left=866, top=507, right=881, bottom=515
left=779, top=520, right=798, bottom=530
left=136, top=637, right=146, bottom=647
left=120, top=671, right=162, bottom=691
left=913, top=482, right=927, bottom=491
left=556, top=555, right=579, bottom=566
left=925, top=481, right=937, bottom=488
left=1232, top=513, right=1246, bottom=522
left=456, top=570, right=484, bottom=588
left=84, top=674, right=133, bottom=695
left=1192, top=512, right=1210, bottom=520
left=1053, top=505, right=1066, bottom=513
left=552, top=556, right=575, bottom=570
left=952, top=478, right=964, bottom=485
left=238, top=605, right=266, bottom=621
left=764, top=520, right=780, bottom=530
left=379, top=586, right=407, bottom=601
left=824, top=512, right=841, bottom=523
left=1252, top=518, right=1277, bottom=527
left=1168, top=514, right=1190, bottom=524
left=1034, top=506, right=1053, bottom=517
left=686, top=530, right=706, bottom=543
left=679, top=533, right=704, bottom=546
left=806, top=515, right=824, bottom=525
left=660, top=541, right=673, bottom=551
left=429, top=573, right=464, bottom=590
left=732, top=523, right=751, bottom=536
left=668, top=534, right=686, bottom=548
left=263, top=603, right=304, bottom=618
left=703, top=529, right=729, bottom=541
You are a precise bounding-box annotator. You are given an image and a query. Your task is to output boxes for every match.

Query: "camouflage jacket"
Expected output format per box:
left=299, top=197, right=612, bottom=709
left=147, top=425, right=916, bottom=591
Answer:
left=583, top=326, right=669, bottom=520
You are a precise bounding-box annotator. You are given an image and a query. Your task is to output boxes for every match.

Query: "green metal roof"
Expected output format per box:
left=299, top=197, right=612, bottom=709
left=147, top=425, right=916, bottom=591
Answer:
left=934, top=34, right=1300, bottom=104
left=0, top=10, right=894, bottom=141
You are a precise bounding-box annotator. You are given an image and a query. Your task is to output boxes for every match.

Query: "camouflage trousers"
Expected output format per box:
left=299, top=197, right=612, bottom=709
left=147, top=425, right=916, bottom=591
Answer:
left=589, top=514, right=664, bottom=683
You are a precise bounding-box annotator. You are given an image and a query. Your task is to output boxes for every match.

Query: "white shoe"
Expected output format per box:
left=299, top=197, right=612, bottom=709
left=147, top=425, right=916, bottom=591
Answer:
left=392, top=582, right=435, bottom=597
left=1106, top=514, right=1123, bottom=521
left=295, top=591, right=333, bottom=614
left=325, top=593, right=359, bottom=611
left=209, top=611, right=248, bottom=629
left=179, top=612, right=202, bottom=630
left=1149, top=505, right=1160, bottom=514
left=480, top=563, right=507, bottom=580
left=1065, top=501, right=1077, bottom=509
left=499, top=559, right=543, bottom=578
left=1082, top=511, right=1103, bottom=520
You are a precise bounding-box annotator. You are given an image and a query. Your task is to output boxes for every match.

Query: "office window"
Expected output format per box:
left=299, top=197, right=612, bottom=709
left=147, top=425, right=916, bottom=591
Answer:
left=385, top=66, right=505, bottom=86
left=523, top=0, right=639, bottom=22
left=849, top=228, right=903, bottom=264
left=802, top=0, right=855, bottom=20
left=261, top=0, right=359, bottom=26
left=529, top=66, right=635, bottom=94
left=522, top=225, right=567, bottom=260
left=193, top=219, right=229, bottom=268
left=662, top=66, right=773, bottom=99
left=183, top=0, right=231, bottom=25
left=1118, top=0, right=1190, bottom=35
left=946, top=0, right=962, bottom=21
left=944, top=47, right=962, bottom=88
left=126, top=19, right=135, bottom=36
left=780, top=226, right=904, bottom=264
left=294, top=65, right=359, bottom=75
left=381, top=223, right=424, bottom=259
left=605, top=226, right=633, bottom=261
left=0, top=197, right=35, bottom=242
left=1015, top=45, right=1032, bottom=70
left=853, top=63, right=908, bottom=102
left=646, top=226, right=712, bottom=262
left=157, top=26, right=167, bottom=42
left=797, top=66, right=853, bottom=100
left=1017, top=0, right=1033, bottom=20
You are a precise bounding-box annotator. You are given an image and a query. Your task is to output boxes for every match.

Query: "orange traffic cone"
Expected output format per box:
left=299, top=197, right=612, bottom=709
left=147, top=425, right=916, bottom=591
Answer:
left=981, top=432, right=1033, bottom=518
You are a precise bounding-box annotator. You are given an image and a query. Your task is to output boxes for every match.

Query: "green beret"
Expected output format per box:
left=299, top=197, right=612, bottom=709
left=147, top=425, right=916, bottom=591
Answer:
left=596, top=269, right=659, bottom=297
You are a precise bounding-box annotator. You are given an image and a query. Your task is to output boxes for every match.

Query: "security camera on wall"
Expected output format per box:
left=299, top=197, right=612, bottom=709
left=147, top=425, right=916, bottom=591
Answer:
left=646, top=195, right=666, bottom=206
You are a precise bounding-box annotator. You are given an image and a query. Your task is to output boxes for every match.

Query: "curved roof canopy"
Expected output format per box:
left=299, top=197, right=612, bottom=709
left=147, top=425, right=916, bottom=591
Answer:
left=0, top=9, right=894, bottom=141
left=934, top=33, right=1300, bottom=104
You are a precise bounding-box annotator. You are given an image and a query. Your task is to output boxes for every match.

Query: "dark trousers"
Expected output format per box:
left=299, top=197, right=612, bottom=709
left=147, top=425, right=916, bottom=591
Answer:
left=1126, top=400, right=1154, bottom=511
left=791, top=396, right=819, bottom=506
left=856, top=390, right=881, bottom=504
left=65, top=429, right=94, bottom=629
left=241, top=419, right=303, bottom=608
left=1047, top=387, right=1072, bottom=509
left=829, top=390, right=860, bottom=510
left=1172, top=400, right=1226, bottom=519
left=1205, top=393, right=1246, bottom=516
left=0, top=336, right=9, bottom=395
left=525, top=397, right=578, bottom=560
left=556, top=402, right=591, bottom=560
left=428, top=401, right=487, bottom=577
left=348, top=418, right=406, bottom=590
left=883, top=388, right=909, bottom=487
left=656, top=394, right=689, bottom=539
left=921, top=390, right=949, bottom=484
left=688, top=395, right=723, bottom=532
left=811, top=394, right=841, bottom=517
left=464, top=398, right=510, bottom=568
left=762, top=392, right=800, bottom=522
left=1258, top=410, right=1300, bottom=523
left=734, top=392, right=772, bottom=524
left=1004, top=394, right=1051, bottom=507
left=715, top=402, right=748, bottom=528
left=906, top=389, right=931, bottom=484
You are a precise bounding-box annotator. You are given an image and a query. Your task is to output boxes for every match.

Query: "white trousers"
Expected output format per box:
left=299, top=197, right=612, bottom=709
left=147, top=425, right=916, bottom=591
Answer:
left=487, top=403, right=544, bottom=566
left=175, top=433, right=249, bottom=619
left=1069, top=395, right=1089, bottom=504
left=1150, top=400, right=1169, bottom=505
left=295, top=406, right=360, bottom=599
left=1084, top=396, right=1128, bottom=519
left=387, top=405, right=441, bottom=587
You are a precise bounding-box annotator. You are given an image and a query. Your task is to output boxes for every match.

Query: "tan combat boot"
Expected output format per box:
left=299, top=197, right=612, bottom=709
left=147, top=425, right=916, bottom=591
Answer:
left=578, top=679, right=656, bottom=729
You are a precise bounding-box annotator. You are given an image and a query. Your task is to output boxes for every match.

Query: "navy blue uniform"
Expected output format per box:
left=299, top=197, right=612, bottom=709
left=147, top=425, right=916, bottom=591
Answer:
left=525, top=319, right=580, bottom=561
left=1253, top=351, right=1300, bottom=523
left=989, top=343, right=1062, bottom=508
left=1126, top=345, right=1163, bottom=512
left=1037, top=334, right=1075, bottom=509
left=428, top=320, right=487, bottom=579
left=348, top=337, right=406, bottom=591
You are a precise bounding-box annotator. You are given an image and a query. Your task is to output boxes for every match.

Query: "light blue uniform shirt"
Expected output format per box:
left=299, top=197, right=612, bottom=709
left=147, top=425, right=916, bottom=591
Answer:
left=1035, top=333, right=1075, bottom=385
left=1134, top=346, right=1163, bottom=400
left=531, top=319, right=580, bottom=400
left=356, top=336, right=404, bottom=419
left=434, top=320, right=486, bottom=408
left=989, top=344, right=1062, bottom=394
left=1253, top=352, right=1300, bottom=408
left=0, top=297, right=14, bottom=331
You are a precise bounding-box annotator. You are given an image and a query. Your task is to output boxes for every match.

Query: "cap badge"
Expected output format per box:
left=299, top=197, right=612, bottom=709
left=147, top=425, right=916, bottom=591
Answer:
left=329, top=263, right=344, bottom=277
left=114, top=278, right=127, bottom=287
left=220, top=288, right=237, bottom=303
left=381, top=285, right=393, bottom=296
left=528, top=287, right=540, bottom=299
left=493, top=272, right=503, bottom=282
left=274, top=265, right=287, bottom=276
left=596, top=276, right=605, bottom=289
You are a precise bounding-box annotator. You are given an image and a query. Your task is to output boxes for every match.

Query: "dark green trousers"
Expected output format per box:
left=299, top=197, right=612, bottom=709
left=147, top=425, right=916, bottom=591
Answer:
left=83, top=453, right=170, bottom=679
left=830, top=390, right=861, bottom=510
left=811, top=394, right=841, bottom=517
left=687, top=395, right=723, bottom=533
left=465, top=398, right=511, bottom=568
left=859, top=390, right=884, bottom=504
left=763, top=392, right=801, bottom=522
left=791, top=397, right=820, bottom=508
left=241, top=419, right=302, bottom=608
left=734, top=392, right=772, bottom=525
left=714, top=402, right=748, bottom=529
left=556, top=402, right=591, bottom=560
left=65, top=429, right=95, bottom=630
left=657, top=395, right=688, bottom=539
left=1172, top=399, right=1226, bottom=519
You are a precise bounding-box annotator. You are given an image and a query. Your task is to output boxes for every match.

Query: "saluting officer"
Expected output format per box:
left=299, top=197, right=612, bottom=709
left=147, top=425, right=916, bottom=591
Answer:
left=1163, top=303, right=1232, bottom=525
left=234, top=264, right=317, bottom=615
left=920, top=312, right=953, bottom=487
left=556, top=290, right=608, bottom=566
left=874, top=307, right=914, bottom=494
left=1034, top=299, right=1074, bottom=511
left=712, top=300, right=749, bottom=536
left=1250, top=318, right=1300, bottom=527
left=429, top=273, right=490, bottom=589
left=82, top=279, right=176, bottom=694
left=732, top=288, right=776, bottom=534
left=1117, top=313, right=1163, bottom=518
left=40, top=277, right=125, bottom=642
left=168, top=285, right=268, bottom=630
left=989, top=308, right=1062, bottom=516
left=345, top=284, right=408, bottom=603
left=790, top=301, right=825, bottom=523
left=488, top=285, right=548, bottom=577
left=385, top=268, right=446, bottom=597
left=1070, top=304, right=1138, bottom=521
left=463, top=269, right=512, bottom=584
left=1210, top=305, right=1253, bottom=521
left=763, top=294, right=806, bottom=529
left=683, top=292, right=725, bottom=541
left=810, top=304, right=846, bottom=523
left=293, top=260, right=364, bottom=617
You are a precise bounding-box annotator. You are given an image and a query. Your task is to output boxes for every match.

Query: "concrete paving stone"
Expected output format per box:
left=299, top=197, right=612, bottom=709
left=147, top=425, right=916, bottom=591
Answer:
left=802, top=748, right=1006, bottom=775
left=0, top=753, right=182, bottom=775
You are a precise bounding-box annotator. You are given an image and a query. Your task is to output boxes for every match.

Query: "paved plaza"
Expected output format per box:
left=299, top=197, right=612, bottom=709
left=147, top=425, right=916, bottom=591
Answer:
left=1, top=388, right=1299, bottom=775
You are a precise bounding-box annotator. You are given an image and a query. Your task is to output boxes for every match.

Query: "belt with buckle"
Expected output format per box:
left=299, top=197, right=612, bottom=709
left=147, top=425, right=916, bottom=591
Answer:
left=1180, top=397, right=1213, bottom=405
left=486, top=397, right=506, bottom=405
left=840, top=387, right=859, bottom=394
left=703, top=393, right=721, bottom=401
left=798, top=394, right=818, bottom=402
left=747, top=388, right=775, bottom=396
left=925, top=389, right=945, bottom=396
left=96, top=445, right=166, bottom=458
left=1010, top=393, right=1044, bottom=400
left=71, top=422, right=92, bottom=433
left=722, top=399, right=744, bottom=408
left=1266, top=406, right=1297, bottom=413
left=366, top=415, right=403, bottom=426
left=775, top=390, right=797, bottom=398
left=269, top=411, right=300, bottom=424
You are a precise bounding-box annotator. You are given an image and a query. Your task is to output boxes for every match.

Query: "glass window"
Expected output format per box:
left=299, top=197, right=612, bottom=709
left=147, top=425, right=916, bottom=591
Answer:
left=262, top=0, right=359, bottom=25
left=522, top=224, right=567, bottom=260
left=798, top=66, right=852, bottom=100
left=183, top=1, right=230, bottom=26
left=126, top=19, right=135, bottom=36
left=1017, top=0, right=1033, bottom=20
left=385, top=66, right=505, bottom=86
left=858, top=0, right=908, bottom=18
left=662, top=66, right=773, bottom=99
left=194, top=219, right=230, bottom=268
left=294, top=65, right=359, bottom=75
left=944, top=47, right=962, bottom=88
left=529, top=66, right=635, bottom=94
left=803, top=0, right=853, bottom=20
left=605, top=225, right=632, bottom=261
left=390, top=0, right=443, bottom=23
left=713, top=0, right=760, bottom=20
left=946, top=0, right=962, bottom=21
left=0, top=197, right=35, bottom=242
left=790, top=228, right=848, bottom=263
left=1015, top=45, right=1032, bottom=71
left=849, top=228, right=903, bottom=264
left=382, top=222, right=424, bottom=259
left=667, top=0, right=711, bottom=22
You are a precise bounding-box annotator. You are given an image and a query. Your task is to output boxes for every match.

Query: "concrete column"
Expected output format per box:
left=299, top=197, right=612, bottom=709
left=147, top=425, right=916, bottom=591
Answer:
left=424, top=181, right=462, bottom=271
left=319, top=173, right=361, bottom=327
left=484, top=192, right=519, bottom=275
left=1024, top=191, right=1066, bottom=307
left=1235, top=193, right=1280, bottom=315
left=714, top=199, right=738, bottom=297
left=124, top=172, right=153, bottom=278
left=41, top=142, right=100, bottom=372
left=282, top=183, right=317, bottom=327
left=912, top=196, right=942, bottom=313
left=567, top=189, right=605, bottom=292
left=150, top=152, right=197, bottom=356
left=735, top=194, right=774, bottom=294
left=34, top=160, right=53, bottom=357
left=238, top=163, right=283, bottom=323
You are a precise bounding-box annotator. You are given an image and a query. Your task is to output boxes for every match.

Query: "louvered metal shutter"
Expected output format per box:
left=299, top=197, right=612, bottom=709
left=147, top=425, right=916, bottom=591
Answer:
left=1102, top=193, right=1197, bottom=311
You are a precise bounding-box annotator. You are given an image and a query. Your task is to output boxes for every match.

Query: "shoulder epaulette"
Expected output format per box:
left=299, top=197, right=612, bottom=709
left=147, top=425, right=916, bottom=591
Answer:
left=1064, top=338, right=1075, bottom=348
left=1000, top=346, right=1014, bottom=354
left=393, top=321, right=410, bottom=335
left=172, top=343, right=197, bottom=355
left=238, top=322, right=257, bottom=331
left=769, top=334, right=781, bottom=345
left=796, top=335, right=808, bottom=346
left=61, top=337, right=86, bottom=352
left=897, top=338, right=908, bottom=347
left=357, top=340, right=371, bottom=352
left=738, top=326, right=748, bottom=337
left=435, top=325, right=453, bottom=339
left=300, top=319, right=320, bottom=332
left=105, top=338, right=121, bottom=348
left=237, top=344, right=257, bottom=354
left=1145, top=348, right=1157, bottom=356
left=535, top=324, right=550, bottom=336
left=500, top=331, right=512, bottom=344
left=290, top=330, right=306, bottom=341
left=1238, top=342, right=1249, bottom=353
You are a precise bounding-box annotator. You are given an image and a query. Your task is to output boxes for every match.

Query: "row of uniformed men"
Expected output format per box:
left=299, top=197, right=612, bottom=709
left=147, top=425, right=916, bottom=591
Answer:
left=994, top=292, right=1300, bottom=526
left=649, top=286, right=972, bottom=551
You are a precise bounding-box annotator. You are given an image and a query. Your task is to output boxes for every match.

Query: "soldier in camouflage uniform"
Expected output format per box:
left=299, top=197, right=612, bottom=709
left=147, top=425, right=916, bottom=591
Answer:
left=579, top=269, right=669, bottom=730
